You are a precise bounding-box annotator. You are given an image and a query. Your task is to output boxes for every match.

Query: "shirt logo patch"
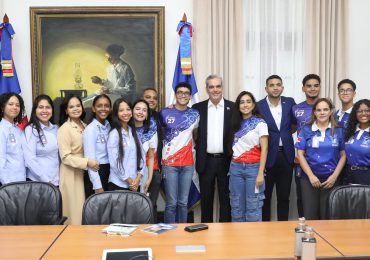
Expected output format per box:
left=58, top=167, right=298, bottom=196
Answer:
left=295, top=110, right=304, bottom=117
left=331, top=135, right=338, bottom=147
left=361, top=136, right=370, bottom=147
left=166, top=116, right=175, bottom=124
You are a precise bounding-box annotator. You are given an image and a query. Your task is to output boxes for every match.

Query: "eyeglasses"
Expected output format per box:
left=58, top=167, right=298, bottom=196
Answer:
left=356, top=109, right=370, bottom=114
left=339, top=88, right=354, bottom=94
left=176, top=91, right=191, bottom=97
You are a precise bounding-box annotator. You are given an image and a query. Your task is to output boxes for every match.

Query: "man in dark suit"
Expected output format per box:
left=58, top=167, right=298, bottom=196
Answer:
left=192, top=74, right=233, bottom=222
left=258, top=75, right=296, bottom=221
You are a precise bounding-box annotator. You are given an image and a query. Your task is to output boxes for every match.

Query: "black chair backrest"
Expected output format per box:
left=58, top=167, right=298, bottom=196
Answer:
left=82, top=191, right=154, bottom=225
left=327, top=185, right=370, bottom=219
left=0, top=181, right=65, bottom=225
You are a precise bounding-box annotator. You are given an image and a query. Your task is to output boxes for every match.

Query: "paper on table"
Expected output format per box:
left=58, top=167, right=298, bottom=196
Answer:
left=101, top=223, right=138, bottom=236
left=176, top=245, right=206, bottom=253
left=142, top=223, right=177, bottom=234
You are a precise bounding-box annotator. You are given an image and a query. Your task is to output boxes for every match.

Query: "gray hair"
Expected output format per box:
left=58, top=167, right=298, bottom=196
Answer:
left=205, top=74, right=223, bottom=87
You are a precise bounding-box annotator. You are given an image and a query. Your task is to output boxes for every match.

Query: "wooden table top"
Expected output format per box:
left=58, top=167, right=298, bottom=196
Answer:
left=42, top=222, right=341, bottom=260
left=310, top=219, right=370, bottom=257
left=0, top=225, right=66, bottom=260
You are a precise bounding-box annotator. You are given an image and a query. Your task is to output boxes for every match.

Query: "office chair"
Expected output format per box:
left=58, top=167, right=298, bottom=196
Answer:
left=327, top=184, right=370, bottom=219
left=0, top=181, right=67, bottom=225
left=82, top=191, right=154, bottom=225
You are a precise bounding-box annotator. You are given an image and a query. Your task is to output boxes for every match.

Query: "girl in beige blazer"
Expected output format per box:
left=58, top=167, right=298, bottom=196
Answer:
left=58, top=95, right=99, bottom=224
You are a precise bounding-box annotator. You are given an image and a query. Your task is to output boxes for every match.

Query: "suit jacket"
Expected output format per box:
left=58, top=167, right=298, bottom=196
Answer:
left=257, top=96, right=296, bottom=168
left=192, top=98, right=234, bottom=173
left=151, top=110, right=163, bottom=170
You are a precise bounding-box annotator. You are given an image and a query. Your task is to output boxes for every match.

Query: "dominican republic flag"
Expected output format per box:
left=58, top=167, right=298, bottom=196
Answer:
left=0, top=18, right=28, bottom=130
left=169, top=16, right=199, bottom=106
left=170, top=16, right=200, bottom=210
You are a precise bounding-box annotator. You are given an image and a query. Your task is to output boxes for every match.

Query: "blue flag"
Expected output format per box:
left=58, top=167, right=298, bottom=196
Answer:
left=0, top=21, right=28, bottom=130
left=0, top=22, right=21, bottom=94
left=169, top=19, right=199, bottom=106
left=171, top=49, right=199, bottom=105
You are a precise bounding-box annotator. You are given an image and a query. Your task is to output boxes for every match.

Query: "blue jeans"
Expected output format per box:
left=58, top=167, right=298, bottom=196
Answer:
left=163, top=165, right=194, bottom=223
left=229, top=161, right=265, bottom=222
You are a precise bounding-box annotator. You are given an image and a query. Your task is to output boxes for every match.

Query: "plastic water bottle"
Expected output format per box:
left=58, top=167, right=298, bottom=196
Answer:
left=301, top=226, right=316, bottom=260
left=294, top=217, right=306, bottom=260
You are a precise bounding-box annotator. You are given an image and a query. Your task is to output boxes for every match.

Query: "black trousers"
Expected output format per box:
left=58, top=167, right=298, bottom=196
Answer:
left=344, top=166, right=370, bottom=185
left=300, top=177, right=338, bottom=220
left=84, top=164, right=110, bottom=198
left=148, top=170, right=162, bottom=223
left=199, top=155, right=231, bottom=223
left=26, top=178, right=59, bottom=188
left=295, top=166, right=304, bottom=218
left=262, top=151, right=293, bottom=221
left=107, top=182, right=130, bottom=191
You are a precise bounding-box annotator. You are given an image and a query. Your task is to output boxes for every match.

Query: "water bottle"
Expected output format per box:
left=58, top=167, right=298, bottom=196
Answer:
left=301, top=226, right=316, bottom=260
left=294, top=217, right=306, bottom=260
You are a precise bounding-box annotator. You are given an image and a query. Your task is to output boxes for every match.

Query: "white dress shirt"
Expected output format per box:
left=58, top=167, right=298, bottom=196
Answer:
left=266, top=96, right=283, bottom=146
left=207, top=99, right=224, bottom=153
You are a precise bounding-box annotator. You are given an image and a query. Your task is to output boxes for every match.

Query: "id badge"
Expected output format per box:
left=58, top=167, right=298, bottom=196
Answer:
left=8, top=133, right=16, bottom=144
left=312, top=136, right=319, bottom=148
left=98, top=134, right=106, bottom=144
left=41, top=134, right=48, bottom=145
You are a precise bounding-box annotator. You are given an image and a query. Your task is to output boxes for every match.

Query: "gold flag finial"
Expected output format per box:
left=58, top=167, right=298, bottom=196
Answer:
left=181, top=13, right=187, bottom=22
left=3, top=14, right=9, bottom=24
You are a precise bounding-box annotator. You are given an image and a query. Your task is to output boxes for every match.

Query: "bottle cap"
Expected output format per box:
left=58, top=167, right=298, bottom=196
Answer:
left=304, top=226, right=315, bottom=239
left=297, top=217, right=306, bottom=230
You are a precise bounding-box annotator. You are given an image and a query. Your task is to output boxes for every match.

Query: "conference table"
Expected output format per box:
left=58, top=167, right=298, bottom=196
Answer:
left=312, top=220, right=370, bottom=257
left=0, top=225, right=66, bottom=260
left=1, top=220, right=369, bottom=259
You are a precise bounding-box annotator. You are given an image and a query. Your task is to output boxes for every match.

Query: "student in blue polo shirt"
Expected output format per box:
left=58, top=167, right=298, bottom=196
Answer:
left=0, top=92, right=26, bottom=185
left=292, top=74, right=321, bottom=218
left=24, top=95, right=59, bottom=186
left=336, top=79, right=356, bottom=129
left=344, top=99, right=370, bottom=185
left=295, top=98, right=346, bottom=220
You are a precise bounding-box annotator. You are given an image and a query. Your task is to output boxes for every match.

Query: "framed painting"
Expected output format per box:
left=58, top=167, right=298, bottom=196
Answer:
left=30, top=6, right=165, bottom=115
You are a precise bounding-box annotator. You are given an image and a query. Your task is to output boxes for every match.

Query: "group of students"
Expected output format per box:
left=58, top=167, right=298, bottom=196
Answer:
left=0, top=92, right=161, bottom=224
left=0, top=74, right=369, bottom=225
left=233, top=75, right=370, bottom=222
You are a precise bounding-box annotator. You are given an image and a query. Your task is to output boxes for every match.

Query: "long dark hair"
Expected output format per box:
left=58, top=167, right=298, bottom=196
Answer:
left=59, top=95, right=86, bottom=125
left=227, top=91, right=262, bottom=156
left=27, top=94, right=55, bottom=146
left=132, top=99, right=151, bottom=133
left=345, top=99, right=370, bottom=141
left=308, top=98, right=338, bottom=137
left=0, top=92, right=25, bottom=123
left=90, top=94, right=112, bottom=124
left=110, top=98, right=143, bottom=171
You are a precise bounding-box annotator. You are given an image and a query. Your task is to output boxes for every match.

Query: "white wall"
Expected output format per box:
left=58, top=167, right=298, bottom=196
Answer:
left=1, top=0, right=193, bottom=113
left=347, top=0, right=370, bottom=100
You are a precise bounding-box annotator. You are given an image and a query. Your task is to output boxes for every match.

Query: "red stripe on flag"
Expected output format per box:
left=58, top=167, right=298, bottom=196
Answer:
left=17, top=116, right=29, bottom=131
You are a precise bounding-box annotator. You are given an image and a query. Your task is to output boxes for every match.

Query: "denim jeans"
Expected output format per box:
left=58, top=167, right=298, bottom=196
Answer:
left=229, top=161, right=265, bottom=222
left=163, top=165, right=194, bottom=223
